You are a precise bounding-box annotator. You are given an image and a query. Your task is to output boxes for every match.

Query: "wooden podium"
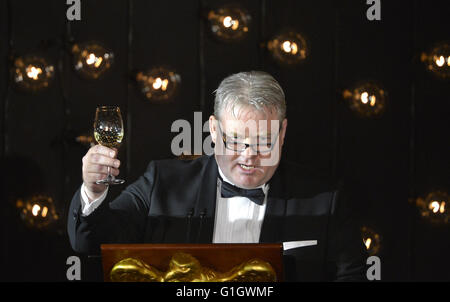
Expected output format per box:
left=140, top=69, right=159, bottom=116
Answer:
left=101, top=243, right=283, bottom=282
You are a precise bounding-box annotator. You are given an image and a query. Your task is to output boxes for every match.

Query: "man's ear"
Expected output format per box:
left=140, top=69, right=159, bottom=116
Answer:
left=209, top=115, right=217, bottom=144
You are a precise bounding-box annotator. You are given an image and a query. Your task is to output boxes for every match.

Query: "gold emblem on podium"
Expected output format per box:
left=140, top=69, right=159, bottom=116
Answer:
left=110, top=252, right=277, bottom=282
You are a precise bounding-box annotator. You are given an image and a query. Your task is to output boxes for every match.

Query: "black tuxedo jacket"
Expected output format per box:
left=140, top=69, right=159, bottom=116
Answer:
left=67, top=155, right=367, bottom=281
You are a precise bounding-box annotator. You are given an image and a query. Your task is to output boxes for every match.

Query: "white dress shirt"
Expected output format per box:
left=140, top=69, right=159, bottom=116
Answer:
left=80, top=183, right=108, bottom=216
left=212, top=167, right=269, bottom=243
left=80, top=167, right=269, bottom=243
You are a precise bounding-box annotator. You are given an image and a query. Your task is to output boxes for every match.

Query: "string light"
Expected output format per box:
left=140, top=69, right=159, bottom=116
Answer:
left=12, top=55, right=55, bottom=92
left=342, top=82, right=387, bottom=118
left=361, top=226, right=382, bottom=255
left=71, top=42, right=114, bottom=80
left=207, top=5, right=251, bottom=42
left=413, top=191, right=449, bottom=224
left=421, top=42, right=450, bottom=79
left=75, top=134, right=95, bottom=148
left=16, top=195, right=59, bottom=229
left=267, top=31, right=308, bottom=65
left=136, top=67, right=181, bottom=101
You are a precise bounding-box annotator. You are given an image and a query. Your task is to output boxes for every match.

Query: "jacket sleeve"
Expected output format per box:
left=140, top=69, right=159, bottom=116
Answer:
left=327, top=182, right=369, bottom=281
left=67, top=161, right=157, bottom=254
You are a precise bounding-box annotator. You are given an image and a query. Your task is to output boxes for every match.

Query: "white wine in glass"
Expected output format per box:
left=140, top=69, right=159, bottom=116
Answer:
left=93, top=105, right=125, bottom=185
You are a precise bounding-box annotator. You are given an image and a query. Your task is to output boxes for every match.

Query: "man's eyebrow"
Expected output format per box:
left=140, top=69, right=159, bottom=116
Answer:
left=225, top=133, right=273, bottom=141
left=221, top=126, right=273, bottom=139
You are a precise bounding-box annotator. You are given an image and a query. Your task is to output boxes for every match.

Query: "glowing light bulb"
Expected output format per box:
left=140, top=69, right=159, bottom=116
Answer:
left=153, top=77, right=162, bottom=89
left=343, top=82, right=387, bottom=118
left=84, top=53, right=104, bottom=68
left=421, top=42, right=450, bottom=79
left=267, top=31, right=308, bottom=65
left=41, top=206, right=48, bottom=218
left=361, top=226, right=381, bottom=255
left=428, top=200, right=446, bottom=214
left=86, top=53, right=96, bottom=65
left=231, top=19, right=239, bottom=30
left=75, top=132, right=96, bottom=148
left=207, top=6, right=251, bottom=41
left=282, top=41, right=291, bottom=53
left=26, top=66, right=43, bottom=80
left=364, top=238, right=372, bottom=250
left=414, top=191, right=449, bottom=224
left=436, top=56, right=445, bottom=67
left=31, top=204, right=41, bottom=216
left=440, top=202, right=446, bottom=214
left=223, top=16, right=233, bottom=28
left=13, top=55, right=55, bottom=92
left=429, top=201, right=440, bottom=213
left=361, top=92, right=369, bottom=104
left=72, top=42, right=114, bottom=80
left=290, top=42, right=298, bottom=54
left=150, top=77, right=170, bottom=91
left=94, top=57, right=103, bottom=68
left=161, top=79, right=169, bottom=91
left=16, top=195, right=59, bottom=229
left=281, top=41, right=298, bottom=55
left=136, top=67, right=181, bottom=101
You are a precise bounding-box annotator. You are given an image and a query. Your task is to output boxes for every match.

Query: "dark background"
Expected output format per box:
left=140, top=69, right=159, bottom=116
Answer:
left=1, top=0, right=449, bottom=281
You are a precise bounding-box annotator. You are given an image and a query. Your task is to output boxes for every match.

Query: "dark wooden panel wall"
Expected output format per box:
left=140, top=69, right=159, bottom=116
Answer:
left=337, top=0, right=414, bottom=280
left=0, top=0, right=449, bottom=281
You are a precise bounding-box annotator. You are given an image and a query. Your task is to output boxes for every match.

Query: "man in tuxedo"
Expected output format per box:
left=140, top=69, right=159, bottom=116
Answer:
left=68, top=71, right=367, bottom=281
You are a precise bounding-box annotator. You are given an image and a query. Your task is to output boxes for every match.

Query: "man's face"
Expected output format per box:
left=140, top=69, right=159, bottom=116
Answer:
left=209, top=107, right=287, bottom=189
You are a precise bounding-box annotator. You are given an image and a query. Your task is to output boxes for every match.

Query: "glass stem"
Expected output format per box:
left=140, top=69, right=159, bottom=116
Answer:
left=107, top=166, right=113, bottom=181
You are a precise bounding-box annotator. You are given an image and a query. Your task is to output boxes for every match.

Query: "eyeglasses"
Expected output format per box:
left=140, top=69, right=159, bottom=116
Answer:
left=216, top=121, right=281, bottom=154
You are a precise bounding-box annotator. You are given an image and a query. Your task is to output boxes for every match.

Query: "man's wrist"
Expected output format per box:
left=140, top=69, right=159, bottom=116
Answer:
left=83, top=185, right=106, bottom=202
left=80, top=183, right=108, bottom=216
left=81, top=183, right=108, bottom=203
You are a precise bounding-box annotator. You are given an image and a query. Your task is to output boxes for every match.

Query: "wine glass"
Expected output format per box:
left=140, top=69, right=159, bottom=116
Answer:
left=93, top=105, right=125, bottom=185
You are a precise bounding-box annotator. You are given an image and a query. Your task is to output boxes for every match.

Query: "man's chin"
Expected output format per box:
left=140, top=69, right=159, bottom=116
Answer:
left=233, top=174, right=262, bottom=189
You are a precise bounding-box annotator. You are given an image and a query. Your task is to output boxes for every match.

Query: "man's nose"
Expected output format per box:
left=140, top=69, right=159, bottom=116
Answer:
left=241, top=143, right=258, bottom=157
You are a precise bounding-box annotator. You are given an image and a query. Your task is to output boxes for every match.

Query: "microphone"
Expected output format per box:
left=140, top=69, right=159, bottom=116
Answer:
left=196, top=208, right=207, bottom=243
left=185, top=208, right=194, bottom=243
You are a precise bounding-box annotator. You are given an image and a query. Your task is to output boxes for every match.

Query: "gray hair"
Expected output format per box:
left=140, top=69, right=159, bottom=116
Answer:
left=213, top=71, right=286, bottom=122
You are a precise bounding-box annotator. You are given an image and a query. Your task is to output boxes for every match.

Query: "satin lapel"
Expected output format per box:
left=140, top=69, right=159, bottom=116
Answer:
left=194, top=155, right=219, bottom=243
left=259, top=163, right=287, bottom=243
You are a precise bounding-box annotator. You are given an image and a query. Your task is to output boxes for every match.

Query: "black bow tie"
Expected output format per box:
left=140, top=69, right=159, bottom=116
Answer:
left=219, top=175, right=266, bottom=205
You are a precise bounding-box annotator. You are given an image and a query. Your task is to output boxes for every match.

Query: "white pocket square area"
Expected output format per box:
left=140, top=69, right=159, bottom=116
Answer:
left=283, top=240, right=318, bottom=251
